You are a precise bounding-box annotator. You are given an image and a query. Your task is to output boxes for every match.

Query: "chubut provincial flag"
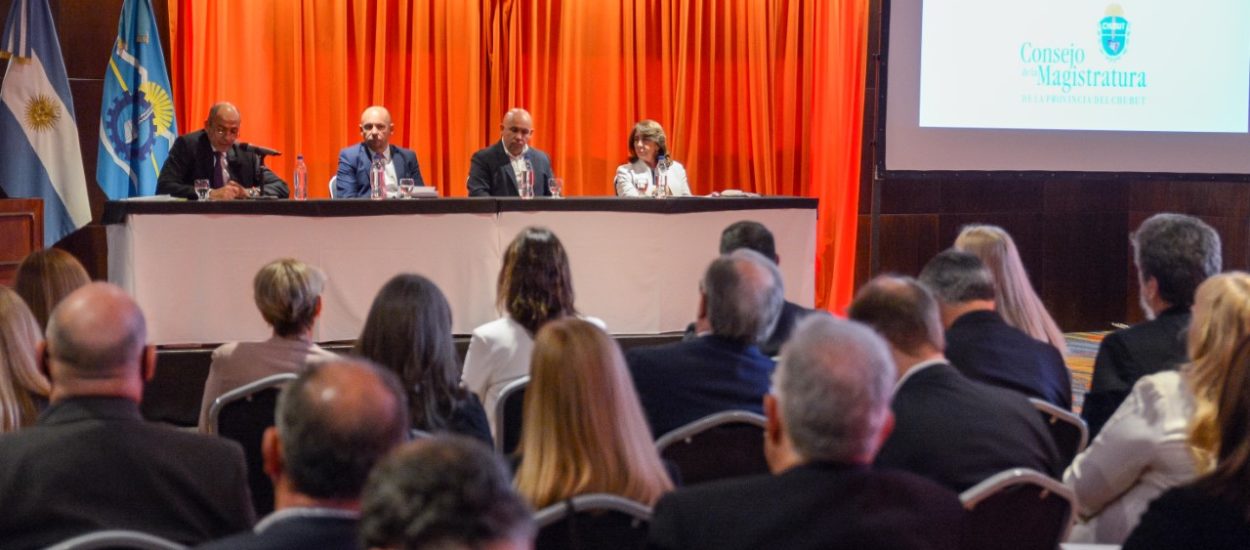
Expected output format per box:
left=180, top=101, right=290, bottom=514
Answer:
left=0, top=0, right=91, bottom=244
left=97, top=0, right=177, bottom=200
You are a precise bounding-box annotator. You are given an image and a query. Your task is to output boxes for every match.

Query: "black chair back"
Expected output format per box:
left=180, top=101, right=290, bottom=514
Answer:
left=494, top=376, right=530, bottom=454
left=209, top=374, right=297, bottom=519
left=654, top=411, right=768, bottom=485
left=960, top=468, right=1075, bottom=550
left=1028, top=398, right=1089, bottom=469
left=533, top=494, right=651, bottom=550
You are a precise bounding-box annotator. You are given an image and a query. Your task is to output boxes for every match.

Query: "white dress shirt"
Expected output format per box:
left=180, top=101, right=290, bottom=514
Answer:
left=614, top=159, right=692, bottom=197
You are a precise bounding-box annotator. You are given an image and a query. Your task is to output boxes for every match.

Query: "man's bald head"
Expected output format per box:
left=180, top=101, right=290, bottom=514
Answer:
left=500, top=108, right=534, bottom=156
left=359, top=106, right=395, bottom=154
left=46, top=282, right=147, bottom=381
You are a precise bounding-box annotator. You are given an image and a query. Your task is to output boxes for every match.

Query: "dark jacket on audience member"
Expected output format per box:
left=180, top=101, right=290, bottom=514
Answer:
left=626, top=335, right=774, bottom=439
left=196, top=512, right=359, bottom=550
left=1122, top=485, right=1250, bottom=550
left=874, top=362, right=1062, bottom=493
left=648, top=461, right=965, bottom=550
left=1082, top=306, right=1190, bottom=439
left=0, top=397, right=255, bottom=549
left=944, top=310, right=1072, bottom=409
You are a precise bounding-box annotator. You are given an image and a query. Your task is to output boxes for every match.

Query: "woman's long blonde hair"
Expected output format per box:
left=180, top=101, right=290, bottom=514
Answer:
left=1185, top=272, right=1250, bottom=471
left=954, top=225, right=1069, bottom=355
left=514, top=318, right=673, bottom=509
left=0, top=287, right=50, bottom=432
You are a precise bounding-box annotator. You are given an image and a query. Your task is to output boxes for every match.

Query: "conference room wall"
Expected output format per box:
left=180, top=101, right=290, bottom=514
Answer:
left=855, top=0, right=1250, bottom=332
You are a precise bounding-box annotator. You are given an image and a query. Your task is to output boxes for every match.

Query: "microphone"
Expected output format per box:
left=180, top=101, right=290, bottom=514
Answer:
left=236, top=142, right=282, bottom=157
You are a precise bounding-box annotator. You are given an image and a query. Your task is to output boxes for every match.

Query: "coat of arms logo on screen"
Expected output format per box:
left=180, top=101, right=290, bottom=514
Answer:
left=1099, top=4, right=1130, bottom=59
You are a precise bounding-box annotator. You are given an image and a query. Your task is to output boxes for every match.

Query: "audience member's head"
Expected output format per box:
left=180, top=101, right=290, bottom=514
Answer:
left=43, top=283, right=153, bottom=403
left=356, top=274, right=466, bottom=432
left=253, top=258, right=325, bottom=338
left=267, top=359, right=408, bottom=508
left=702, top=249, right=784, bottom=345
left=1189, top=334, right=1250, bottom=518
left=1132, top=213, right=1221, bottom=316
left=719, top=220, right=779, bottom=263
left=847, top=275, right=945, bottom=367
left=516, top=318, right=673, bottom=509
left=918, top=250, right=997, bottom=327
left=954, top=224, right=1068, bottom=353
left=497, top=226, right=577, bottom=335
left=360, top=436, right=534, bottom=550
left=14, top=248, right=90, bottom=330
left=1183, top=272, right=1250, bottom=469
left=0, top=287, right=49, bottom=432
left=766, top=315, right=896, bottom=473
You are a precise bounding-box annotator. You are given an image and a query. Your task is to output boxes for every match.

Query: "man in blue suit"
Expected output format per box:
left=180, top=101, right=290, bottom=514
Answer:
left=334, top=106, right=425, bottom=198
left=466, top=108, right=555, bottom=197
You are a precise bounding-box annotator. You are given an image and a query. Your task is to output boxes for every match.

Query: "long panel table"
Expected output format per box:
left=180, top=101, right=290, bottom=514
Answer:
left=104, top=197, right=818, bottom=345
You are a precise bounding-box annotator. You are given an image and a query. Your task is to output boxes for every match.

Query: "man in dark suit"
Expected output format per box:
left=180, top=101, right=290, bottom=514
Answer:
left=0, top=283, right=254, bottom=549
left=919, top=250, right=1072, bottom=409
left=466, top=108, right=555, bottom=197
left=156, top=102, right=288, bottom=200
left=199, top=359, right=409, bottom=549
left=648, top=315, right=965, bottom=550
left=627, top=249, right=783, bottom=438
left=334, top=106, right=425, bottom=198
left=1083, top=213, right=1221, bottom=438
left=849, top=275, right=1061, bottom=493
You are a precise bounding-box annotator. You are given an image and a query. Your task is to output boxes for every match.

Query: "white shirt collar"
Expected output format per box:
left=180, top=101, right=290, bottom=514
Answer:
left=253, top=507, right=359, bottom=534
left=502, top=139, right=529, bottom=161
left=895, top=356, right=947, bottom=391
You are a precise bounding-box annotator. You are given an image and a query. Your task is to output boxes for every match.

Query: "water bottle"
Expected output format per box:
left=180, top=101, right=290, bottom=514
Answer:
left=521, top=158, right=535, bottom=199
left=292, top=155, right=308, bottom=200
left=655, top=154, right=669, bottom=198
left=370, top=156, right=385, bottom=200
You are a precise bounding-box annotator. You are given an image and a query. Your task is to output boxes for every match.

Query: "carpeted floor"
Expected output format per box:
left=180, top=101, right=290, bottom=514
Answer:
left=1064, top=331, right=1106, bottom=414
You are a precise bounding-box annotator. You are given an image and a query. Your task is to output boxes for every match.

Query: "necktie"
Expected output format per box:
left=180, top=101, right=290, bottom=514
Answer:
left=211, top=152, right=227, bottom=189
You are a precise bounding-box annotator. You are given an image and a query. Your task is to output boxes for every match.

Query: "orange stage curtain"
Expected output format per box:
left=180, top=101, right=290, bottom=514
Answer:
left=168, top=0, right=867, bottom=311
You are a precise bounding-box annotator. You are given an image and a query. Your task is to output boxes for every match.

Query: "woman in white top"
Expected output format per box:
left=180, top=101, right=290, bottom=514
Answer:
left=614, top=119, right=692, bottom=197
left=461, top=226, right=603, bottom=435
left=1064, top=272, right=1250, bottom=543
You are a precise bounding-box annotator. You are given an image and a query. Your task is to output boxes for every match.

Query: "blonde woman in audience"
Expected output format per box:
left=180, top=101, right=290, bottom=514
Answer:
left=514, top=318, right=673, bottom=509
left=14, top=248, right=90, bottom=330
left=1065, top=272, right=1250, bottom=543
left=0, top=287, right=49, bottom=432
left=954, top=224, right=1069, bottom=355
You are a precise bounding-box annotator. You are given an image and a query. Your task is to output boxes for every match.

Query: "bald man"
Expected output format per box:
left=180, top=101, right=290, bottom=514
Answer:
left=466, top=108, right=555, bottom=197
left=157, top=102, right=289, bottom=200
left=0, top=283, right=254, bottom=549
left=334, top=106, right=425, bottom=198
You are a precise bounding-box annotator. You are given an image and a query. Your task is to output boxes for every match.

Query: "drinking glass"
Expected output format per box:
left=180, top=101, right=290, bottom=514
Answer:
left=550, top=177, right=564, bottom=198
left=399, top=178, right=416, bottom=198
left=194, top=179, right=210, bottom=201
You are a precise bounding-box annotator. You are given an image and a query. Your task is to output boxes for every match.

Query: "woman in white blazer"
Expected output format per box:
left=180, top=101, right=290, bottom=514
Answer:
left=614, top=119, right=691, bottom=197
left=1064, top=272, right=1250, bottom=543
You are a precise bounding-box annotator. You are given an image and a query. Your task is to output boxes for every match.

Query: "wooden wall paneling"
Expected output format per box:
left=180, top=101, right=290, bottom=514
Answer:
left=0, top=199, right=43, bottom=286
left=874, top=214, right=941, bottom=278
left=1041, top=212, right=1130, bottom=331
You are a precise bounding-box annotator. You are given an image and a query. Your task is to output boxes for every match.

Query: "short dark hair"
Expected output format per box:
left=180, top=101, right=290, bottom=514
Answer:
left=918, top=250, right=997, bottom=304
left=719, top=221, right=778, bottom=262
left=1133, top=213, right=1222, bottom=308
left=360, top=436, right=534, bottom=549
left=497, top=227, right=578, bottom=335
left=277, top=360, right=409, bottom=500
left=848, top=275, right=944, bottom=356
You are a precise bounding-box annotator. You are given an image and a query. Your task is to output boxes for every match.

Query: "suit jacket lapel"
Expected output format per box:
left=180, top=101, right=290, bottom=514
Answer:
left=498, top=143, right=519, bottom=195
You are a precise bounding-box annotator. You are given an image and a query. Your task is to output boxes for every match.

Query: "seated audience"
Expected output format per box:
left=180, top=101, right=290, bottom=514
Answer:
left=462, top=226, right=602, bottom=433
left=199, top=259, right=338, bottom=430
left=360, top=436, right=535, bottom=550
left=0, top=287, right=49, bottom=432
left=613, top=119, right=692, bottom=197
left=515, top=318, right=674, bottom=509
left=1123, top=335, right=1250, bottom=550
left=953, top=224, right=1069, bottom=355
left=849, top=275, right=1060, bottom=492
left=198, top=359, right=409, bottom=549
left=356, top=274, right=491, bottom=444
left=0, top=283, right=253, bottom=549
left=1065, top=272, right=1250, bottom=543
left=919, top=250, right=1071, bottom=409
left=14, top=248, right=90, bottom=330
left=648, top=315, right=964, bottom=550
left=627, top=249, right=783, bottom=438
left=1083, top=213, right=1221, bottom=438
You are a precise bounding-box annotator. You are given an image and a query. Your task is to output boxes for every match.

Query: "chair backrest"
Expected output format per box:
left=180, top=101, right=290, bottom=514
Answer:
left=654, top=410, right=768, bottom=486
left=494, top=376, right=530, bottom=454
left=1028, top=398, right=1089, bottom=468
left=45, top=529, right=187, bottom=550
left=327, top=175, right=337, bottom=198
left=960, top=468, right=1076, bottom=550
left=209, top=373, right=298, bottom=519
left=533, top=494, right=652, bottom=550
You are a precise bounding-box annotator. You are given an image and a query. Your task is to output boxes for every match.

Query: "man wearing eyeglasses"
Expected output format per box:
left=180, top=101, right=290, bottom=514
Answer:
left=466, top=108, right=555, bottom=197
left=157, top=102, right=289, bottom=200
left=334, top=106, right=425, bottom=198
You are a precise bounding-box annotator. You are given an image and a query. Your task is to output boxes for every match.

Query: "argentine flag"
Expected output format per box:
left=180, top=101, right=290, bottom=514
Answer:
left=97, top=0, right=176, bottom=200
left=0, top=0, right=90, bottom=245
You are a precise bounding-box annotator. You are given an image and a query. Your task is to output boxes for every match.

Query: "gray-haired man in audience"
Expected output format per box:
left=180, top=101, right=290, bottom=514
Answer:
left=648, top=315, right=964, bottom=550
left=199, top=359, right=409, bottom=549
